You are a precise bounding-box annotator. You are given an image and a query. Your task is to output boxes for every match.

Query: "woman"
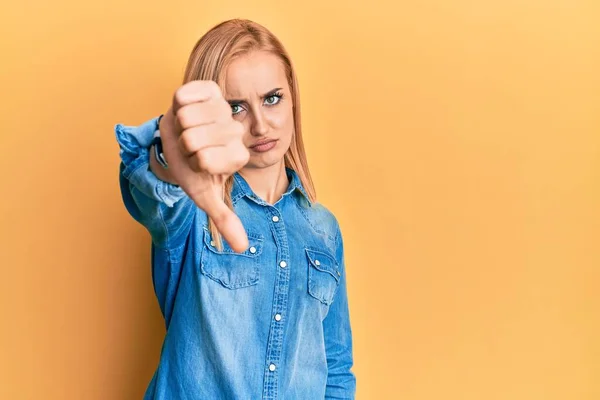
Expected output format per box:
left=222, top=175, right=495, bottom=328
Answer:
left=115, top=19, right=356, bottom=399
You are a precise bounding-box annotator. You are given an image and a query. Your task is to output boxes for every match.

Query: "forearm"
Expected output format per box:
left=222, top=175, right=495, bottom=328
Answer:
left=115, top=116, right=192, bottom=248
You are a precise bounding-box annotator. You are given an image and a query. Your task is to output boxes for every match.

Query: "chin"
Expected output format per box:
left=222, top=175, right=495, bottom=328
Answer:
left=246, top=150, right=287, bottom=169
left=246, top=157, right=281, bottom=169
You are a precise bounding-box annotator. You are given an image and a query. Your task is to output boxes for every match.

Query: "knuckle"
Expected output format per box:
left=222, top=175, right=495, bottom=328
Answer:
left=173, top=86, right=188, bottom=108
left=176, top=106, right=189, bottom=127
left=206, top=80, right=220, bottom=93
left=196, top=82, right=210, bottom=97
left=179, top=131, right=196, bottom=153
left=197, top=150, right=211, bottom=171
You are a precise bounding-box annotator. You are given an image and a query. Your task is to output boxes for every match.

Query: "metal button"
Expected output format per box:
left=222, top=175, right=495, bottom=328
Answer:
left=269, top=363, right=276, bottom=371
left=275, top=314, right=282, bottom=321
left=249, top=246, right=256, bottom=254
left=272, top=215, right=280, bottom=222
left=279, top=261, right=287, bottom=268
left=337, top=271, right=341, bottom=276
left=210, top=240, right=215, bottom=247
left=315, top=260, right=320, bottom=266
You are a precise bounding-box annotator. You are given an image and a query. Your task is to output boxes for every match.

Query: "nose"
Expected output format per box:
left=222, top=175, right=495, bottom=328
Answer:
left=250, top=108, right=269, bottom=137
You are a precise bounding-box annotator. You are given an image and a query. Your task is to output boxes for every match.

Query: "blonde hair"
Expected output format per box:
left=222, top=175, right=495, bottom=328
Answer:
left=182, top=19, right=316, bottom=251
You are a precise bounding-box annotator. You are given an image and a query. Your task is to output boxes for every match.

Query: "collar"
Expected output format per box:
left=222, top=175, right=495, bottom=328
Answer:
left=231, top=167, right=312, bottom=207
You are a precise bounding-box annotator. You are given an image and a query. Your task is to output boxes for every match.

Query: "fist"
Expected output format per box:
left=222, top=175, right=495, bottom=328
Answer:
left=159, top=80, right=250, bottom=252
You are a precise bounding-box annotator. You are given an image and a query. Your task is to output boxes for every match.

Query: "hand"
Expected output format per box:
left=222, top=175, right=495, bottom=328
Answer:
left=159, top=80, right=250, bottom=253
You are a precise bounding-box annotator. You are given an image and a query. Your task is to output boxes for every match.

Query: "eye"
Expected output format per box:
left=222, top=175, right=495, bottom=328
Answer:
left=231, top=104, right=244, bottom=115
left=264, top=94, right=282, bottom=106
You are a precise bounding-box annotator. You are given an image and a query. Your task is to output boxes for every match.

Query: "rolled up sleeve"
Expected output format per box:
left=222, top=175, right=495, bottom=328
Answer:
left=115, top=117, right=193, bottom=248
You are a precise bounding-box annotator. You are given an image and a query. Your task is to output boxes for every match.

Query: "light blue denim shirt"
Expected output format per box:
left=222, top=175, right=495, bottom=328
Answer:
left=115, top=116, right=356, bottom=399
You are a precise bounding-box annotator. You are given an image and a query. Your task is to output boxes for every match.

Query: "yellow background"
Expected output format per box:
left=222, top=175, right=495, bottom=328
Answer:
left=1, top=1, right=598, bottom=399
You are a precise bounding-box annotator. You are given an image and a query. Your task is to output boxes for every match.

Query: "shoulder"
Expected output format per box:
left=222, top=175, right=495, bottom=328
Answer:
left=299, top=200, right=345, bottom=262
left=301, top=200, right=340, bottom=239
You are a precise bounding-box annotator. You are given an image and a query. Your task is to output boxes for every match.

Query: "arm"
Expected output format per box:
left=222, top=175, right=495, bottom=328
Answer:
left=115, top=115, right=195, bottom=249
left=323, top=226, right=357, bottom=399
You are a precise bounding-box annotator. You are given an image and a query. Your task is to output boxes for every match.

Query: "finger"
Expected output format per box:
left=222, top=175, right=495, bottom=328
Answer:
left=175, top=99, right=232, bottom=130
left=172, top=80, right=222, bottom=114
left=189, top=141, right=250, bottom=174
left=179, top=122, right=240, bottom=156
left=193, top=188, right=249, bottom=253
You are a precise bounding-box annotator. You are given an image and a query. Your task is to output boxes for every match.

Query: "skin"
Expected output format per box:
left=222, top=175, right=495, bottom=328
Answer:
left=223, top=50, right=295, bottom=205
left=150, top=50, right=295, bottom=252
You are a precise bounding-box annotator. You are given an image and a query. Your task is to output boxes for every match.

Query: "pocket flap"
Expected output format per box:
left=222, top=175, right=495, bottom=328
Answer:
left=203, top=227, right=263, bottom=257
left=305, top=248, right=340, bottom=282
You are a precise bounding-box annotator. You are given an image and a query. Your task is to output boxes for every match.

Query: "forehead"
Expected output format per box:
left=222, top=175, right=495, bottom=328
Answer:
left=223, top=51, right=288, bottom=98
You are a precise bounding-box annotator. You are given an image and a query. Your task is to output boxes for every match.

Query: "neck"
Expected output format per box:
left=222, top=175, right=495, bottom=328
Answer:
left=238, top=161, right=289, bottom=205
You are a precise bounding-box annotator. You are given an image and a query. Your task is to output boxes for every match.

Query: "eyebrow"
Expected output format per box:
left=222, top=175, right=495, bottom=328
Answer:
left=227, top=88, right=283, bottom=105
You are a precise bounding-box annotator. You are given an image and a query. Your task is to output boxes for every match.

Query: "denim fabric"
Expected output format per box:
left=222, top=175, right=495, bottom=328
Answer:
left=115, top=117, right=356, bottom=399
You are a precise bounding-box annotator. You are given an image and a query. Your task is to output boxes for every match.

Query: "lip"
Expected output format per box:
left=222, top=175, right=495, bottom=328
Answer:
left=250, top=139, right=277, bottom=148
left=249, top=139, right=278, bottom=152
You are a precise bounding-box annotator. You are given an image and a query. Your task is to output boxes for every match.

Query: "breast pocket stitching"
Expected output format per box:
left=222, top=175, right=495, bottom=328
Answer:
left=200, top=228, right=264, bottom=289
left=305, top=247, right=341, bottom=305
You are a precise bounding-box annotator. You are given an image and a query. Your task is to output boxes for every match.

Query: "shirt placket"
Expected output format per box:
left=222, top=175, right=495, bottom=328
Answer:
left=262, top=207, right=291, bottom=400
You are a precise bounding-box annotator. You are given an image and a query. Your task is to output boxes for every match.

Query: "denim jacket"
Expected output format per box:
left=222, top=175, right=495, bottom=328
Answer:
left=115, top=116, right=356, bottom=399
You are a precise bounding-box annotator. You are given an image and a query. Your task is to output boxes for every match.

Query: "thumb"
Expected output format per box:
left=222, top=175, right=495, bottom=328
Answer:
left=194, top=188, right=249, bottom=253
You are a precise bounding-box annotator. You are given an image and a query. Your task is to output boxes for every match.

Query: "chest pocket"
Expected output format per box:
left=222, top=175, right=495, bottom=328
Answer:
left=305, top=248, right=341, bottom=305
left=200, top=228, right=263, bottom=289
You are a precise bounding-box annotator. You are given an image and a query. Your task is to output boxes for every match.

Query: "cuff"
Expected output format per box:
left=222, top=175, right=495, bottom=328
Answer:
left=115, top=117, right=186, bottom=207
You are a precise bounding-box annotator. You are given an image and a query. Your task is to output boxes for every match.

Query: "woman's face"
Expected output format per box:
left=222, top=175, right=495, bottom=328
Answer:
left=222, top=50, right=294, bottom=170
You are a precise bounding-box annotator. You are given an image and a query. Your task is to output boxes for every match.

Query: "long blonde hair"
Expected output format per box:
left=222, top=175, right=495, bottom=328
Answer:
left=182, top=19, right=316, bottom=250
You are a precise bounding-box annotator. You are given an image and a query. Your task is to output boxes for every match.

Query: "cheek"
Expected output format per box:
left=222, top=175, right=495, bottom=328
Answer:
left=269, top=106, right=294, bottom=133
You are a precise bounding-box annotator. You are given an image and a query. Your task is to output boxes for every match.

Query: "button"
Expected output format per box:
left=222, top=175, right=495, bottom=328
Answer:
left=210, top=240, right=215, bottom=247
left=279, top=261, right=287, bottom=268
left=272, top=215, right=280, bottom=222
left=249, top=246, right=256, bottom=254
left=269, top=363, right=276, bottom=371
left=315, top=260, right=320, bottom=266
left=275, top=313, right=282, bottom=321
left=337, top=271, right=341, bottom=276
